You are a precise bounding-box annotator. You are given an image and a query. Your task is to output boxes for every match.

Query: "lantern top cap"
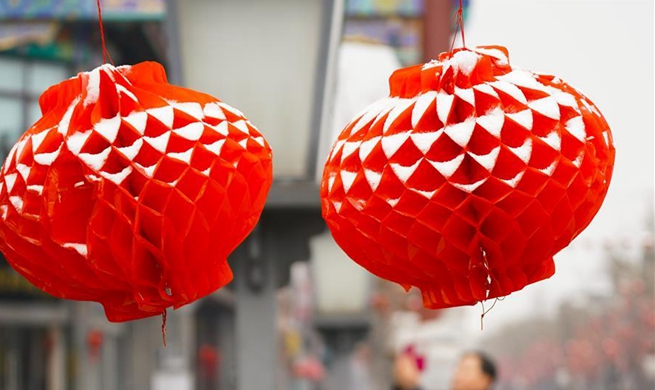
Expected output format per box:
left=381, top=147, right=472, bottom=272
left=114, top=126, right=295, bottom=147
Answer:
left=389, top=45, right=513, bottom=98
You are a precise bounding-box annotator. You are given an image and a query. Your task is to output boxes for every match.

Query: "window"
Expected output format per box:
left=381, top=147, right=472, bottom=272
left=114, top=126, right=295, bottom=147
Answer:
left=0, top=57, right=69, bottom=160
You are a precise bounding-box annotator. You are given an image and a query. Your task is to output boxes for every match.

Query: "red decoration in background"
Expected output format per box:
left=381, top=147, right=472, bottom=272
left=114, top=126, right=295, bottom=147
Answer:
left=87, top=329, right=104, bottom=361
left=321, top=45, right=614, bottom=309
left=0, top=62, right=273, bottom=321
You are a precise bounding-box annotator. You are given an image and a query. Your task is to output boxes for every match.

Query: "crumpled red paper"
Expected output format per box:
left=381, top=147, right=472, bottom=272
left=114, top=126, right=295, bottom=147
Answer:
left=0, top=62, right=273, bottom=321
left=321, top=46, right=615, bottom=309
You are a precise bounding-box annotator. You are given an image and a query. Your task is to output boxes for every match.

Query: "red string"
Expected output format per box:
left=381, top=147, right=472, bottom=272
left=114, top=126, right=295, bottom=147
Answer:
left=96, top=0, right=113, bottom=65
left=162, top=309, right=167, bottom=347
left=450, top=0, right=466, bottom=52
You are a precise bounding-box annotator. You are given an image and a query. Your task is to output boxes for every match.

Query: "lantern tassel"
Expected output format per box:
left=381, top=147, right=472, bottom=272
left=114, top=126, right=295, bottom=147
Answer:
left=480, top=297, right=504, bottom=331
left=162, top=309, right=167, bottom=347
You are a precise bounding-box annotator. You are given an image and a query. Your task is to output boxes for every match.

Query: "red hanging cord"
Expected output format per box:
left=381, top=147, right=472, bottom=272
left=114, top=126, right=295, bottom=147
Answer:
left=96, top=0, right=114, bottom=65
left=162, top=309, right=167, bottom=347
left=450, top=0, right=466, bottom=52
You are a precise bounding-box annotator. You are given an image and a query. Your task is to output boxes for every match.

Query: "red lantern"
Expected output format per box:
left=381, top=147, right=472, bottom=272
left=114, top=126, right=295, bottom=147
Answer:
left=0, top=62, right=273, bottom=321
left=321, top=46, right=614, bottom=309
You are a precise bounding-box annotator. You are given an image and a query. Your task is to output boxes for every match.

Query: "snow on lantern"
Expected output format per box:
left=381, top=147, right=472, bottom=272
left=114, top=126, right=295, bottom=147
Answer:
left=320, top=46, right=614, bottom=309
left=0, top=62, right=273, bottom=321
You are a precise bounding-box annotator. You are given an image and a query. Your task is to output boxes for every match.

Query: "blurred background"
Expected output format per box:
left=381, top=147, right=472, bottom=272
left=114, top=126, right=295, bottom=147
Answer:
left=0, top=0, right=653, bottom=389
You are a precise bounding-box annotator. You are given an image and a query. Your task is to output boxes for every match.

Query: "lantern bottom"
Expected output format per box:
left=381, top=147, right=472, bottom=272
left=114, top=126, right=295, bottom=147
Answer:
left=417, top=256, right=556, bottom=310
left=99, top=260, right=234, bottom=322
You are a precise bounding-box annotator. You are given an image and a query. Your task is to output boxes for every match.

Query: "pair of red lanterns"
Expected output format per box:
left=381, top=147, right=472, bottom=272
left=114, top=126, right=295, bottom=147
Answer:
left=0, top=44, right=614, bottom=321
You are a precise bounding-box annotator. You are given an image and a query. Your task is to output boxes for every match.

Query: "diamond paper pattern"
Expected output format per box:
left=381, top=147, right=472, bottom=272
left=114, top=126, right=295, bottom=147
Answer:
left=0, top=62, right=273, bottom=321
left=321, top=46, right=615, bottom=309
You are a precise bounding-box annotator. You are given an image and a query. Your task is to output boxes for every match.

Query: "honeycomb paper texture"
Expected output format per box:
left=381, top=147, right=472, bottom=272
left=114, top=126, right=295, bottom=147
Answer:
left=321, top=46, right=615, bottom=309
left=0, top=62, right=273, bottom=321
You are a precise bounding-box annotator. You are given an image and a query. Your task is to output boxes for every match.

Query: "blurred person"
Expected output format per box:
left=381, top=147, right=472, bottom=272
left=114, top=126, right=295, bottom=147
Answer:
left=451, top=351, right=497, bottom=390
left=392, top=352, right=423, bottom=390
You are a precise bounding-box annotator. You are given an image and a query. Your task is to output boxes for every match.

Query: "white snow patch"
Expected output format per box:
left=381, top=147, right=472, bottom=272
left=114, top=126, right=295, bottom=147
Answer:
left=473, top=83, right=499, bottom=98
left=383, top=98, right=413, bottom=133
left=253, top=137, right=266, bottom=147
left=454, top=86, right=475, bottom=106
left=66, top=130, right=92, bottom=155
left=174, top=122, right=204, bottom=141
left=528, top=97, right=560, bottom=120
left=546, top=87, right=578, bottom=108
left=436, top=92, right=455, bottom=124
left=501, top=170, right=525, bottom=188
left=453, top=179, right=486, bottom=193
left=14, top=139, right=27, bottom=162
left=58, top=98, right=81, bottom=136
left=203, top=103, right=226, bottom=120
left=412, top=92, right=437, bottom=128
left=327, top=173, right=336, bottom=193
left=340, top=170, right=357, bottom=193
left=205, top=139, right=226, bottom=156
left=540, top=160, right=558, bottom=176
left=498, top=70, right=548, bottom=92
left=470, top=147, right=500, bottom=171
left=4, top=173, right=17, bottom=192
left=490, top=81, right=527, bottom=104
left=381, top=132, right=411, bottom=159
left=371, top=98, right=398, bottom=129
left=508, top=138, right=533, bottom=164
left=217, top=102, right=245, bottom=118
left=390, top=159, right=421, bottom=183
left=147, top=106, right=175, bottom=128
left=473, top=47, right=508, bottom=66
left=329, top=139, right=346, bottom=163
left=63, top=243, right=88, bottom=257
left=413, top=189, right=437, bottom=199
left=410, top=131, right=442, bottom=154
left=124, top=111, right=148, bottom=134
left=364, top=169, right=382, bottom=191
left=540, top=132, right=561, bottom=151
left=341, top=141, right=361, bottom=160
left=352, top=99, right=389, bottom=134
left=450, top=50, right=480, bottom=76
left=84, top=68, right=100, bottom=107
left=34, top=148, right=62, bottom=166
left=27, top=185, right=43, bottom=194
left=136, top=163, right=156, bottom=178
left=117, top=139, right=143, bottom=160
left=506, top=109, right=534, bottom=130
left=144, top=132, right=171, bottom=153
left=428, top=154, right=465, bottom=178
left=359, top=136, right=381, bottom=162
left=565, top=116, right=586, bottom=142
left=31, top=130, right=51, bottom=153
left=16, top=164, right=30, bottom=182
left=79, top=148, right=111, bottom=171
left=9, top=196, right=23, bottom=212
left=100, top=166, right=132, bottom=185
left=117, top=85, right=138, bottom=101
left=232, top=120, right=250, bottom=135
left=387, top=198, right=400, bottom=207
left=168, top=148, right=194, bottom=164
left=94, top=115, right=121, bottom=143
left=443, top=117, right=476, bottom=147
left=170, top=101, right=204, bottom=120
left=476, top=108, right=505, bottom=137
